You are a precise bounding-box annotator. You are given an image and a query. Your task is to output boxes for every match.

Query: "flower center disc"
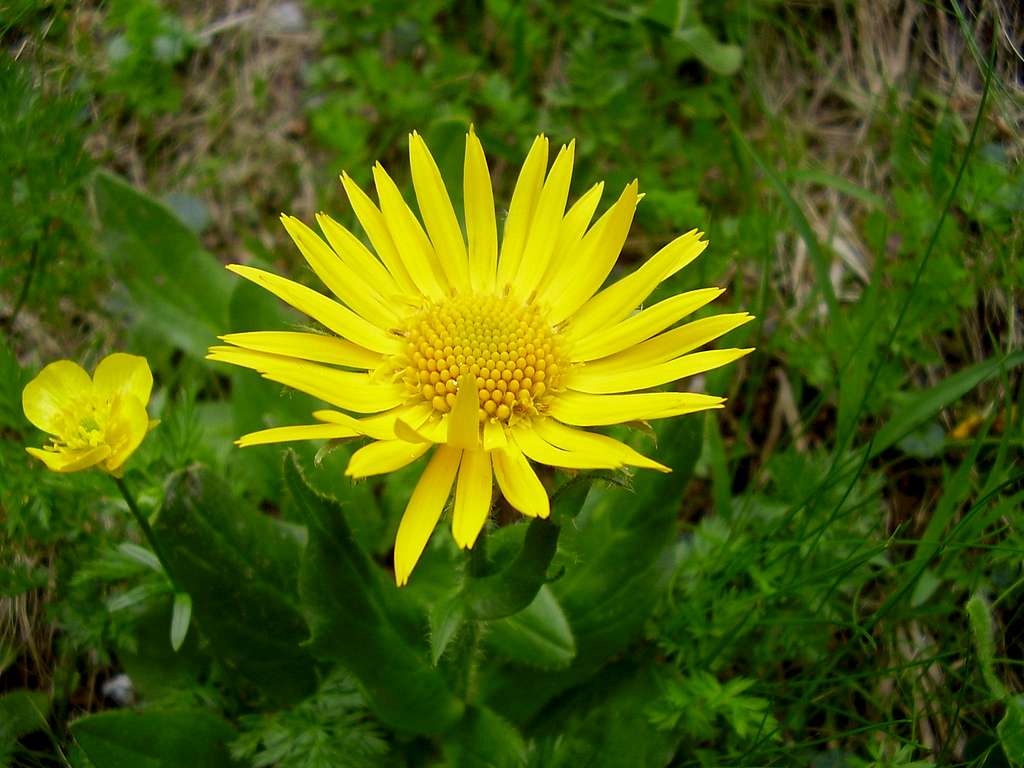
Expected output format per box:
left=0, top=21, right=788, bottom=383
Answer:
left=401, top=294, right=564, bottom=424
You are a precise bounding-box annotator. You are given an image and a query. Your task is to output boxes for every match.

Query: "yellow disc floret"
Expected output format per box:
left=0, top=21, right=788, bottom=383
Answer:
left=400, top=294, right=564, bottom=423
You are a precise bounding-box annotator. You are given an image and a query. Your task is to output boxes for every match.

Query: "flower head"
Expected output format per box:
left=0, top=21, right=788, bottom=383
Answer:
left=23, top=353, right=155, bottom=476
left=209, top=129, right=752, bottom=584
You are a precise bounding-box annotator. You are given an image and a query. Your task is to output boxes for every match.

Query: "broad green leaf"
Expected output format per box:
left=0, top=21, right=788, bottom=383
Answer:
left=486, top=585, right=575, bottom=670
left=118, top=599, right=207, bottom=701
left=286, top=452, right=464, bottom=734
left=0, top=689, right=49, bottom=741
left=441, top=706, right=527, bottom=768
left=529, top=663, right=679, bottom=768
left=93, top=172, right=232, bottom=359
left=482, top=417, right=703, bottom=722
left=71, top=710, right=237, bottom=768
left=156, top=466, right=317, bottom=704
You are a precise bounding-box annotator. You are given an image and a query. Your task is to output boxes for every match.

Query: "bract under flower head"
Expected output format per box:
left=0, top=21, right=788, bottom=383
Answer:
left=208, top=128, right=753, bottom=585
left=23, top=353, right=156, bottom=476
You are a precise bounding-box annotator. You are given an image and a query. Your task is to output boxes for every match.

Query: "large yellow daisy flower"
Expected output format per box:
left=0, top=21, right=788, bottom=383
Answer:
left=209, top=129, right=752, bottom=585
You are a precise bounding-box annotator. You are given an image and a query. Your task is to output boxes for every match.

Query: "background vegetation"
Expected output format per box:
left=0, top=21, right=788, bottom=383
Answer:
left=1, top=1, right=1022, bottom=766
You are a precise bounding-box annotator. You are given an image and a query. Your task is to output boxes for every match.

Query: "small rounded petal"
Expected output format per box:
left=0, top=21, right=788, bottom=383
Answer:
left=102, top=395, right=152, bottom=475
left=26, top=444, right=111, bottom=473
left=92, top=353, right=154, bottom=408
left=22, top=360, right=91, bottom=435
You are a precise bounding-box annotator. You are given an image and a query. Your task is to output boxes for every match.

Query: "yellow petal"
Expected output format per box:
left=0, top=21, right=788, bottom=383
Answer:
left=207, top=347, right=404, bottom=413
left=218, top=331, right=383, bottom=370
left=262, top=367, right=404, bottom=414
left=510, top=424, right=619, bottom=470
left=315, top=212, right=399, bottom=298
left=92, top=353, right=154, bottom=409
left=446, top=373, right=480, bottom=449
left=482, top=419, right=507, bottom=451
left=280, top=214, right=397, bottom=327
left=541, top=181, right=604, bottom=286
left=534, top=418, right=669, bottom=473
left=568, top=288, right=725, bottom=362
left=226, top=264, right=401, bottom=355
left=236, top=422, right=361, bottom=447
left=565, top=348, right=753, bottom=394
left=372, top=162, right=447, bottom=300
left=394, top=445, right=461, bottom=585
left=26, top=444, right=111, bottom=473
left=513, top=140, right=575, bottom=298
left=103, top=394, right=151, bottom=474
left=340, top=171, right=416, bottom=293
left=346, top=439, right=432, bottom=479
left=584, top=313, right=754, bottom=373
left=315, top=403, right=433, bottom=442
left=491, top=441, right=549, bottom=519
left=452, top=449, right=492, bottom=549
left=409, top=131, right=469, bottom=292
left=566, top=229, right=707, bottom=341
left=496, top=134, right=549, bottom=289
left=22, top=360, right=91, bottom=435
left=463, top=127, right=497, bottom=293
left=544, top=180, right=640, bottom=324
left=548, top=391, right=725, bottom=426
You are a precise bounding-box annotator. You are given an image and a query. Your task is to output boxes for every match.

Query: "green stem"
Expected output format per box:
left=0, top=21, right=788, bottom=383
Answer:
left=460, top=528, right=488, bottom=702
left=113, top=475, right=180, bottom=593
left=6, top=241, right=39, bottom=331
left=467, top=527, right=489, bottom=577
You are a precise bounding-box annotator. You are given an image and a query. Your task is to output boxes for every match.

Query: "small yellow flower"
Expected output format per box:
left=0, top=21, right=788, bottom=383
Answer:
left=22, top=353, right=156, bottom=476
left=209, top=129, right=752, bottom=584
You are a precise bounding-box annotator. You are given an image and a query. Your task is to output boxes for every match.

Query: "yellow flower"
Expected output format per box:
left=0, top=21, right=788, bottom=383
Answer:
left=23, top=353, right=155, bottom=476
left=209, top=129, right=752, bottom=585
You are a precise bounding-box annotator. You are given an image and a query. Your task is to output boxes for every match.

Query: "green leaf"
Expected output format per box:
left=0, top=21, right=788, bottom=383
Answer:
left=0, top=689, right=49, bottom=742
left=462, top=477, right=591, bottom=621
left=486, top=586, right=575, bottom=670
left=999, top=696, right=1024, bottom=767
left=441, top=706, right=527, bottom=768
left=869, top=350, right=1024, bottom=459
left=118, top=542, right=161, bottom=572
left=156, top=466, right=317, bottom=704
left=71, top=710, right=237, bottom=768
left=118, top=599, right=207, bottom=701
left=461, top=518, right=559, bottom=621
left=674, top=24, right=742, bottom=76
left=430, top=597, right=466, bottom=666
left=529, top=663, right=680, bottom=768
left=170, top=592, right=191, bottom=652
left=93, top=172, right=232, bottom=359
left=482, top=417, right=703, bottom=722
left=967, top=593, right=1006, bottom=699
left=286, top=452, right=464, bottom=734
